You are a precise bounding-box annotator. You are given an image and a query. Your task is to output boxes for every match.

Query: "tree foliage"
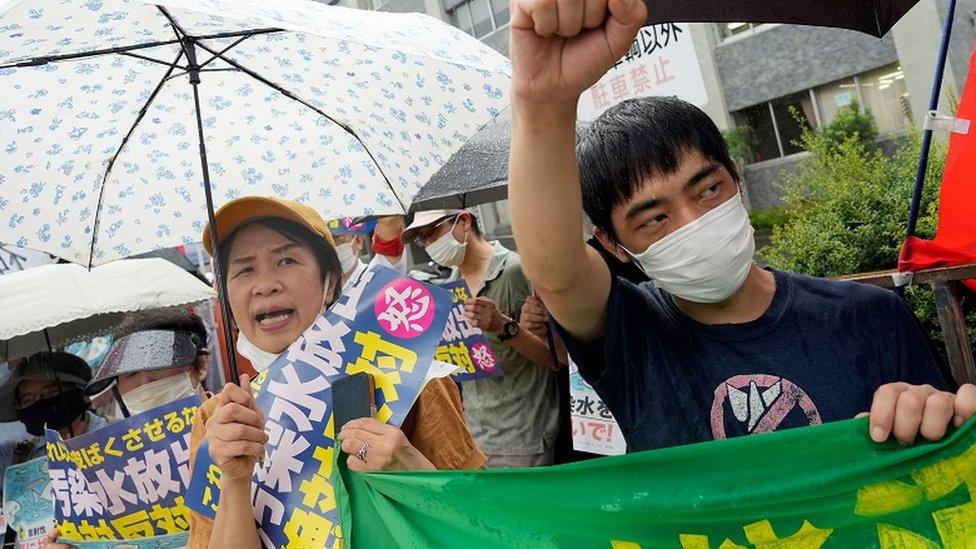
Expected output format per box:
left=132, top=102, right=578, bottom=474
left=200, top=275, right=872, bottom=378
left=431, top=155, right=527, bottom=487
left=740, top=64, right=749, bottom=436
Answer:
left=759, top=125, right=975, bottom=346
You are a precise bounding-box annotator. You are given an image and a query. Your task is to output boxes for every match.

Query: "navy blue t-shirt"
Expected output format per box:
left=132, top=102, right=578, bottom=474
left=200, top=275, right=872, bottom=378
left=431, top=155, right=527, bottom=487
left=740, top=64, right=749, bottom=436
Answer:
left=558, top=270, right=948, bottom=453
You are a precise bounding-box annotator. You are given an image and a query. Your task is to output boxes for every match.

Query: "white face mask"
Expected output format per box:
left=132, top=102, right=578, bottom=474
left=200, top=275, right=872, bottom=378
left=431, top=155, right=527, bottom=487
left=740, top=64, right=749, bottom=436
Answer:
left=335, top=241, right=358, bottom=274
left=236, top=331, right=280, bottom=373
left=100, top=372, right=202, bottom=421
left=424, top=217, right=467, bottom=267
left=622, top=194, right=756, bottom=304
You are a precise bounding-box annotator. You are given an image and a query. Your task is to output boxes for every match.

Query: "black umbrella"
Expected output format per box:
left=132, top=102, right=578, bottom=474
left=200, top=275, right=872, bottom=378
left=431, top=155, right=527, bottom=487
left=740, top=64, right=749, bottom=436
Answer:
left=412, top=120, right=590, bottom=212
left=411, top=120, right=511, bottom=212
left=131, top=247, right=209, bottom=285
left=643, top=0, right=921, bottom=38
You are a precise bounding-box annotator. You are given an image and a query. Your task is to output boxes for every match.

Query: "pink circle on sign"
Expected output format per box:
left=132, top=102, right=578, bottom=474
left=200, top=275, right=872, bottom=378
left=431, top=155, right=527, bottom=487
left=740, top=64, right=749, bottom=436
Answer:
left=470, top=342, right=497, bottom=372
left=374, top=278, right=436, bottom=339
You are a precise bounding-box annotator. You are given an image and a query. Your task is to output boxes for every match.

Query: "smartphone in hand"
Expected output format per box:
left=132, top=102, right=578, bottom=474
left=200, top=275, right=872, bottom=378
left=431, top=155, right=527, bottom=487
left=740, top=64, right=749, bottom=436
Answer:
left=332, top=372, right=377, bottom=430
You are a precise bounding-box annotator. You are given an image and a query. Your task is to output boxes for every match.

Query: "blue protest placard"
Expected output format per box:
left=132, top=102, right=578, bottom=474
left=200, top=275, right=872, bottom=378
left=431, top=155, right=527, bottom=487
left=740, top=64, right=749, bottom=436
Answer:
left=325, top=217, right=378, bottom=236
left=435, top=281, right=502, bottom=382
left=185, top=265, right=451, bottom=548
left=43, top=395, right=200, bottom=545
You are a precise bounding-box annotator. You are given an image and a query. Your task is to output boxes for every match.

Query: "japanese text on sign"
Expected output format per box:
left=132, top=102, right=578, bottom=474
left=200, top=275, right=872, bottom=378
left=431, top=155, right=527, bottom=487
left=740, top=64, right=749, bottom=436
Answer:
left=435, top=281, right=500, bottom=382
left=578, top=23, right=708, bottom=121
left=44, top=396, right=199, bottom=544
left=186, top=265, right=450, bottom=548
left=570, top=360, right=626, bottom=456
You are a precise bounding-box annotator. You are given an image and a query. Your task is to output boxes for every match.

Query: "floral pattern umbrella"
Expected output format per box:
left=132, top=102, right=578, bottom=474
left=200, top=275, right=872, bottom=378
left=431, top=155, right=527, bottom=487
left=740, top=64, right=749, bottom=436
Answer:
left=0, top=0, right=510, bottom=379
left=0, top=0, right=511, bottom=266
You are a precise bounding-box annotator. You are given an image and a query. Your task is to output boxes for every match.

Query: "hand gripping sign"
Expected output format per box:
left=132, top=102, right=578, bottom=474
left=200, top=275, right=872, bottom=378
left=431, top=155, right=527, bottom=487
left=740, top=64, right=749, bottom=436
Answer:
left=185, top=265, right=450, bottom=548
left=434, top=281, right=501, bottom=382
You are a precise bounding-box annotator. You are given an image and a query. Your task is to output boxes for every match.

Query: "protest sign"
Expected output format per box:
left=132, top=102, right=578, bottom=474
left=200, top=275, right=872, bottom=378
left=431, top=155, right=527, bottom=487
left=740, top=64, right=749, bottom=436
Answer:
left=577, top=23, right=708, bottom=121
left=43, top=395, right=199, bottom=546
left=326, top=217, right=378, bottom=236
left=337, top=417, right=976, bottom=547
left=569, top=360, right=625, bottom=456
left=435, top=281, right=501, bottom=382
left=3, top=457, right=53, bottom=549
left=186, top=265, right=451, bottom=548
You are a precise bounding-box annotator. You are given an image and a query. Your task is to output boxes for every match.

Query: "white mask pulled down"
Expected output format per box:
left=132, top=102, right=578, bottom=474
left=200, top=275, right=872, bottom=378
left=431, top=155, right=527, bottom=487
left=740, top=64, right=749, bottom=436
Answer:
left=623, top=194, right=756, bottom=304
left=237, top=331, right=280, bottom=373
left=424, top=216, right=467, bottom=267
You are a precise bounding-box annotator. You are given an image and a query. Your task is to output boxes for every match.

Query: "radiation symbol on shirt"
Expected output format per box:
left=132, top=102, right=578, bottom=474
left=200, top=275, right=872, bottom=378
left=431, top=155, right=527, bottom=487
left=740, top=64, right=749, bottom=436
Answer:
left=710, top=374, right=822, bottom=439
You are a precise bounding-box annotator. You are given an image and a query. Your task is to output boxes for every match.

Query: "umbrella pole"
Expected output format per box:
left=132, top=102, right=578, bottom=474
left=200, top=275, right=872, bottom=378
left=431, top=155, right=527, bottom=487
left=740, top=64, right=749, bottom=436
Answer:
left=182, top=37, right=241, bottom=384
left=905, top=0, right=957, bottom=238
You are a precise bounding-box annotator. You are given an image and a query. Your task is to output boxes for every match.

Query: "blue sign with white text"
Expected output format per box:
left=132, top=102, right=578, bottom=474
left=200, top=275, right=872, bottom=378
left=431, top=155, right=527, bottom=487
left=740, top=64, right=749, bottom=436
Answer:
left=186, top=265, right=451, bottom=548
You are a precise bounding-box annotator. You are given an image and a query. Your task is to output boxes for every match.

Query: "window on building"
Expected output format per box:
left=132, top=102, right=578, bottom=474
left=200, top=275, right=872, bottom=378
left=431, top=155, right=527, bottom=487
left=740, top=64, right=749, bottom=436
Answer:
left=814, top=65, right=912, bottom=133
left=732, top=104, right=781, bottom=163
left=858, top=64, right=912, bottom=133
left=451, top=0, right=508, bottom=39
left=772, top=91, right=817, bottom=156
left=815, top=77, right=858, bottom=126
left=469, top=0, right=493, bottom=37
left=453, top=2, right=474, bottom=35
left=732, top=64, right=912, bottom=165
left=488, top=0, right=509, bottom=27
left=717, top=22, right=762, bottom=41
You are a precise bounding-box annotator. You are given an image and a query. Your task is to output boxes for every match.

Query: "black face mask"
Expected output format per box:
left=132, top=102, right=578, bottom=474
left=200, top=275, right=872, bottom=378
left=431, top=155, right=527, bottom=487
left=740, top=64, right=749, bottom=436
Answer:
left=16, top=389, right=89, bottom=437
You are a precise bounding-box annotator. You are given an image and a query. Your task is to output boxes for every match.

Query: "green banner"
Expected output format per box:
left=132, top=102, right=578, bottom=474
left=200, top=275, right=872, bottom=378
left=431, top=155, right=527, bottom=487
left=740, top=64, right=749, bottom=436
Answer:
left=335, top=418, right=976, bottom=548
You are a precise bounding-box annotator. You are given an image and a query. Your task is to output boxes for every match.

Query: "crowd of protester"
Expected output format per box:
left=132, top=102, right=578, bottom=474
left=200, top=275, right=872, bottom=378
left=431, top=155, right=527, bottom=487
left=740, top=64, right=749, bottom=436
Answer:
left=3, top=1, right=976, bottom=547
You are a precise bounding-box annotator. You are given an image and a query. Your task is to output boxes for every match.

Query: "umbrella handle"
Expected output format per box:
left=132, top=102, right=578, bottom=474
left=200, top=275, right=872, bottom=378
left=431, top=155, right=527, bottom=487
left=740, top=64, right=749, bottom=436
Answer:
left=175, top=30, right=241, bottom=385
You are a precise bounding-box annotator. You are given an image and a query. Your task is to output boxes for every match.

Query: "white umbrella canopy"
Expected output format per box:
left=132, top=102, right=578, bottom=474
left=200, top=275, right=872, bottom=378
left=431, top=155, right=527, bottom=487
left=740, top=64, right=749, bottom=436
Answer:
left=0, top=0, right=511, bottom=266
left=0, top=257, right=215, bottom=361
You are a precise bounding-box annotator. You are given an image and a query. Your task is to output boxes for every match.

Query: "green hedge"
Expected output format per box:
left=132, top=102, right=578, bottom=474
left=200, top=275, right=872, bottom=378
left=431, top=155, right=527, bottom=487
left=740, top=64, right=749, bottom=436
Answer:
left=757, top=124, right=975, bottom=348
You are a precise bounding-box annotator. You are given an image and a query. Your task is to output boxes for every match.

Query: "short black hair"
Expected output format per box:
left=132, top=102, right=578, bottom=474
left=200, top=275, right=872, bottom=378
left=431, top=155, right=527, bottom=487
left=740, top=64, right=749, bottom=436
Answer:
left=577, top=96, right=738, bottom=241
left=217, top=217, right=342, bottom=295
left=115, top=308, right=208, bottom=348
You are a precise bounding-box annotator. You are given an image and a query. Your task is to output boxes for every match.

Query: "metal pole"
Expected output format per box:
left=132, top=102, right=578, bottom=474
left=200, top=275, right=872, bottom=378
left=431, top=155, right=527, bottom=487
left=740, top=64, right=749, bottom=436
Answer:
left=768, top=102, right=785, bottom=158
left=905, top=0, right=957, bottom=238
left=182, top=36, right=241, bottom=383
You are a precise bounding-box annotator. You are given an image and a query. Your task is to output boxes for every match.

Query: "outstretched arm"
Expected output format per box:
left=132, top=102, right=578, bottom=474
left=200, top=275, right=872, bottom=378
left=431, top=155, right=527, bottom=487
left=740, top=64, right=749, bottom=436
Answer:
left=508, top=0, right=645, bottom=342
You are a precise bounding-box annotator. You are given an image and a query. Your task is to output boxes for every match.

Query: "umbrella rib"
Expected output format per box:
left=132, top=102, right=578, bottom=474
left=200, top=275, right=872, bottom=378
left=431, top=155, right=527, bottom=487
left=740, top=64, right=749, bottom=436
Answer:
left=157, top=6, right=189, bottom=42
left=164, top=67, right=240, bottom=83
left=87, top=49, right=186, bottom=268
left=0, top=39, right=183, bottom=70
left=192, top=28, right=284, bottom=41
left=118, top=51, right=188, bottom=70
left=192, top=40, right=408, bottom=213
left=198, top=35, right=253, bottom=70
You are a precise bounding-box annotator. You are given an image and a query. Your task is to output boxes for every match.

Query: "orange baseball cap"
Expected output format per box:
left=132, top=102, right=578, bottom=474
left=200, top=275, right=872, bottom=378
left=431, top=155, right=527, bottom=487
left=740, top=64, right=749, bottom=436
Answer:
left=201, top=196, right=335, bottom=257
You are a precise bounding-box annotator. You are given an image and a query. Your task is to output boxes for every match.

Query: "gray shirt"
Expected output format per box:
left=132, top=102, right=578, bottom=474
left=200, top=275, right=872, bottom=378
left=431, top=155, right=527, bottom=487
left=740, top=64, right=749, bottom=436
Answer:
left=452, top=242, right=560, bottom=456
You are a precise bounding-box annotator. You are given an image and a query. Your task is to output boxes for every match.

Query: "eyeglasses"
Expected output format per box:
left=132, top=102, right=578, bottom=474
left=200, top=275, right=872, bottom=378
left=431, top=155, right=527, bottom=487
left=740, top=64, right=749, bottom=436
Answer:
left=412, top=216, right=457, bottom=247
left=15, top=384, right=71, bottom=410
